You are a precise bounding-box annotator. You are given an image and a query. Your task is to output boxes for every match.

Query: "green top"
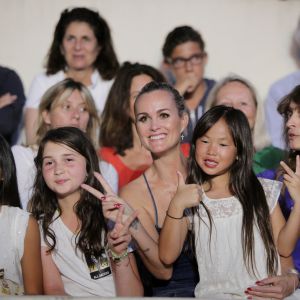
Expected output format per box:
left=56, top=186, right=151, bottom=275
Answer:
left=253, top=145, right=286, bottom=174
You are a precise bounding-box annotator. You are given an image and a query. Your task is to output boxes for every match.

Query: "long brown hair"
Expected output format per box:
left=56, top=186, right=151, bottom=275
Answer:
left=100, top=62, right=165, bottom=155
left=187, top=106, right=278, bottom=277
left=29, top=127, right=107, bottom=258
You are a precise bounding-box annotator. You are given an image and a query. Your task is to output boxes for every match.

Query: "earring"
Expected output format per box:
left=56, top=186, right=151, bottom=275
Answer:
left=181, top=133, right=184, bottom=141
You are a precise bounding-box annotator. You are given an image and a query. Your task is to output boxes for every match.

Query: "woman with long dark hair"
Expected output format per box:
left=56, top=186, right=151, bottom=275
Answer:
left=29, top=127, right=142, bottom=296
left=99, top=62, right=165, bottom=189
left=25, top=7, right=119, bottom=144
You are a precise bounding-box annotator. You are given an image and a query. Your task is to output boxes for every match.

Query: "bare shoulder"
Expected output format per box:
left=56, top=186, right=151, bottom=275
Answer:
left=120, top=175, right=147, bottom=209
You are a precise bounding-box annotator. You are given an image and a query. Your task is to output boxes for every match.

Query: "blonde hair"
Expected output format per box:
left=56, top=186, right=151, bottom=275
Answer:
left=36, top=79, right=99, bottom=146
left=205, top=74, right=270, bottom=151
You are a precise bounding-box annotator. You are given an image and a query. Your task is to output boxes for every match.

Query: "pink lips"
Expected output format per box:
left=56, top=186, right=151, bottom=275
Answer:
left=204, top=159, right=218, bottom=168
left=55, top=179, right=68, bottom=185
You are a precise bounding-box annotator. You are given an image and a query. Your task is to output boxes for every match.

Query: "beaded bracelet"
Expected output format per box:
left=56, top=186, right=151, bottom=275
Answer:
left=109, top=249, right=129, bottom=263
left=166, top=211, right=184, bottom=220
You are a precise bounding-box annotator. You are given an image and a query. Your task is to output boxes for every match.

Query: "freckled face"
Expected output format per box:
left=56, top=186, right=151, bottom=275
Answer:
left=42, top=142, right=87, bottom=201
left=195, top=118, right=237, bottom=180
left=135, top=90, right=187, bottom=155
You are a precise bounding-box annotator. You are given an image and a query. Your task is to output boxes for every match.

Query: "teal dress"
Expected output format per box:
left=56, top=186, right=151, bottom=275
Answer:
left=253, top=146, right=286, bottom=174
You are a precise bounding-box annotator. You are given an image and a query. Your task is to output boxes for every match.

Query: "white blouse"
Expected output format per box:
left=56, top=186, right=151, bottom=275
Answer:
left=192, top=178, right=282, bottom=298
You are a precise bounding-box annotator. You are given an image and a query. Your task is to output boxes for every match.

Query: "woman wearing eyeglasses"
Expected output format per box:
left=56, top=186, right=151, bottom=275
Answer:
left=162, top=26, right=215, bottom=143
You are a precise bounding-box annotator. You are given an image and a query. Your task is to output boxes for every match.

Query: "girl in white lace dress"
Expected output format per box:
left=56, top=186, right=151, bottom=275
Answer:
left=159, top=106, right=298, bottom=299
left=0, top=134, right=43, bottom=295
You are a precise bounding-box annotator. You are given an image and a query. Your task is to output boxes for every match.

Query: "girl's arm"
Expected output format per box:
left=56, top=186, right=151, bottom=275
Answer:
left=108, top=208, right=143, bottom=296
left=21, top=216, right=43, bottom=294
left=277, top=158, right=300, bottom=257
left=41, top=246, right=66, bottom=295
left=82, top=172, right=172, bottom=280
left=159, top=172, right=201, bottom=264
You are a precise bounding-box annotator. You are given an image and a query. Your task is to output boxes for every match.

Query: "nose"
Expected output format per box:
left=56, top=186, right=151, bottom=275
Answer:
left=74, top=39, right=82, bottom=50
left=207, top=143, right=217, bottom=155
left=54, top=164, right=64, bottom=175
left=70, top=108, right=80, bottom=120
left=149, top=118, right=160, bottom=131
left=184, top=59, right=193, bottom=71
left=287, top=112, right=297, bottom=129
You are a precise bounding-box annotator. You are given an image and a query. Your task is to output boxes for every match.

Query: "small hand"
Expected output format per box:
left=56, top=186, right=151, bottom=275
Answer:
left=169, top=171, right=202, bottom=213
left=0, top=93, right=17, bottom=109
left=81, top=171, right=133, bottom=221
left=245, top=275, right=297, bottom=299
left=280, top=156, right=300, bottom=207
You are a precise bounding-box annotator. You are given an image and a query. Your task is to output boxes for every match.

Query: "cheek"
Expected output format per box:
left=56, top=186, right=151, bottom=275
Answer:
left=74, top=165, right=87, bottom=183
left=61, top=42, right=71, bottom=54
left=53, top=113, right=72, bottom=127
left=80, top=114, right=90, bottom=128
left=42, top=168, right=52, bottom=184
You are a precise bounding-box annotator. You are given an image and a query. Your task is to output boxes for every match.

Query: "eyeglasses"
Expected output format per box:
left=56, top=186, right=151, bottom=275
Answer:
left=168, top=53, right=206, bottom=69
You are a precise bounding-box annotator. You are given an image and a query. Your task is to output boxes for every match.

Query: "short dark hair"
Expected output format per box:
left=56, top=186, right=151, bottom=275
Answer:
left=46, top=7, right=119, bottom=80
left=278, top=84, right=300, bottom=147
left=134, top=81, right=186, bottom=117
left=162, top=25, right=205, bottom=59
left=100, top=62, right=165, bottom=155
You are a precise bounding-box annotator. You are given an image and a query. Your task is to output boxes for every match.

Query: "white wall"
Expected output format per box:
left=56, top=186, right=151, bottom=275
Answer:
left=0, top=0, right=299, bottom=101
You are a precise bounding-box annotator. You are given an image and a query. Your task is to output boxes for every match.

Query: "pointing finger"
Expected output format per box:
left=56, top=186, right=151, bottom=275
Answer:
left=93, top=171, right=114, bottom=195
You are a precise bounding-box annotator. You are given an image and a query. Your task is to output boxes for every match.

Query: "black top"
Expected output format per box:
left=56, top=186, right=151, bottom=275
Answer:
left=0, top=66, right=25, bottom=145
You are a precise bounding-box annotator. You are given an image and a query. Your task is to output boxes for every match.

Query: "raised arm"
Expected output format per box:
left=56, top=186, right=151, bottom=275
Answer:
left=277, top=157, right=300, bottom=257
left=108, top=207, right=143, bottom=296
left=82, top=172, right=172, bottom=280
left=159, top=172, right=201, bottom=264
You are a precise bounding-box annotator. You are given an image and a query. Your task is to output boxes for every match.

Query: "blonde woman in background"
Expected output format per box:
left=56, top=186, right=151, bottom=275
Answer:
left=205, top=74, right=285, bottom=174
left=12, top=79, right=117, bottom=210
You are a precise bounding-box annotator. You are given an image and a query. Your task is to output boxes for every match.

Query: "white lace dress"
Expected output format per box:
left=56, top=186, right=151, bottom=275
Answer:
left=193, top=178, right=282, bottom=299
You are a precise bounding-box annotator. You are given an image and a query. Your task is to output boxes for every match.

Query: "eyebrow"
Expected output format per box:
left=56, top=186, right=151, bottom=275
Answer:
left=136, top=108, right=171, bottom=116
left=42, top=153, right=77, bottom=160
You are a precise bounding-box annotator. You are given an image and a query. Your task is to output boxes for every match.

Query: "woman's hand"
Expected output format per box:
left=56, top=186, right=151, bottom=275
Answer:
left=245, top=274, right=298, bottom=299
left=81, top=171, right=133, bottom=221
left=280, top=155, right=300, bottom=207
